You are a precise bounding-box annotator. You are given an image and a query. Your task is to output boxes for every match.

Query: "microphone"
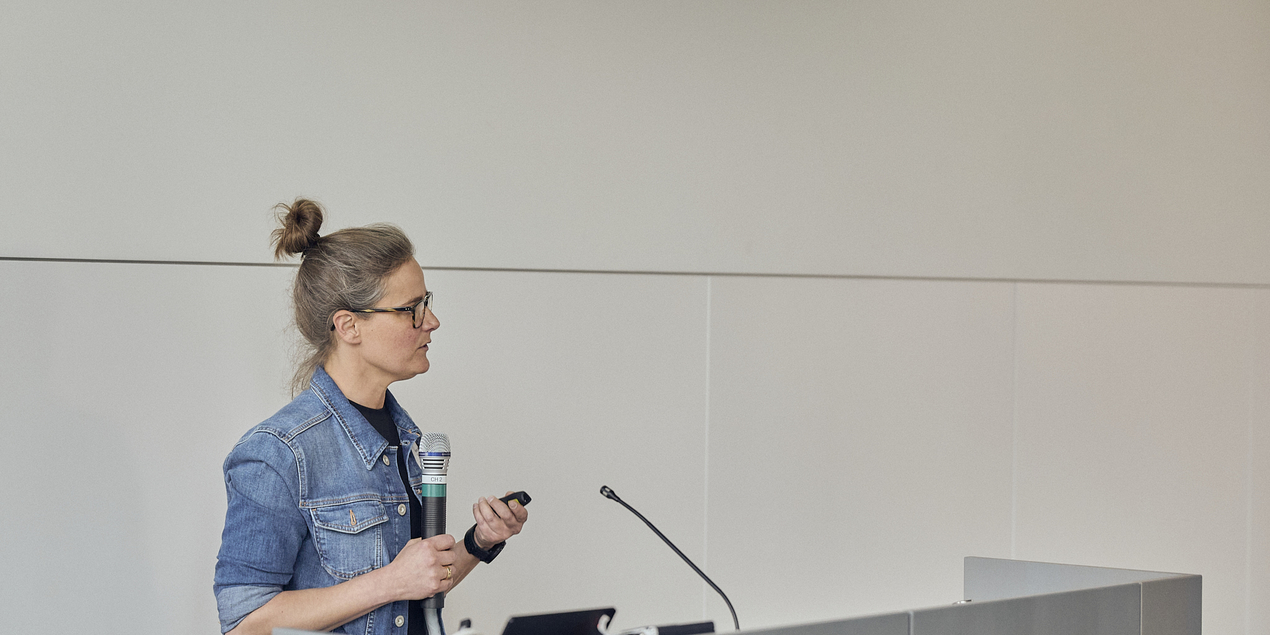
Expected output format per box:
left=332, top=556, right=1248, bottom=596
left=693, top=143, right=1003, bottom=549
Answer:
left=419, top=433, right=451, bottom=634
left=600, top=485, right=740, bottom=631
left=419, top=433, right=451, bottom=541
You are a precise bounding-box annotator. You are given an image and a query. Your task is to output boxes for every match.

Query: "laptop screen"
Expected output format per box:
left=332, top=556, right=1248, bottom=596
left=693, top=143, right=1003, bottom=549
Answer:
left=501, top=607, right=616, bottom=635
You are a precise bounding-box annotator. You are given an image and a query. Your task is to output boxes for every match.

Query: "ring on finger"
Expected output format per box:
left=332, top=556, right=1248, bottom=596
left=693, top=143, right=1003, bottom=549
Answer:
left=443, top=565, right=453, bottom=580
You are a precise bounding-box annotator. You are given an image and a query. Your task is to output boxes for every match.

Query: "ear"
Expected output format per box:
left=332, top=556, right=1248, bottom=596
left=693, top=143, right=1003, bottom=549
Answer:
left=330, top=310, right=362, bottom=344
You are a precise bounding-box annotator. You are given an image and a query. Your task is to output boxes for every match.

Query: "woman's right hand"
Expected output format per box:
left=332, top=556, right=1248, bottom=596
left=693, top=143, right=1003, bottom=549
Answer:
left=383, top=534, right=458, bottom=601
left=226, top=534, right=459, bottom=635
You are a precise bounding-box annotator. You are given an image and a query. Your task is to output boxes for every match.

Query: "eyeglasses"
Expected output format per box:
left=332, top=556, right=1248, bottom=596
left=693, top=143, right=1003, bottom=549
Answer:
left=331, top=291, right=433, bottom=330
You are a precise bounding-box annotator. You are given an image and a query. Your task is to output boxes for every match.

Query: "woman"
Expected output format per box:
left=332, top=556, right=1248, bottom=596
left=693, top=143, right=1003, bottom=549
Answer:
left=215, top=199, right=528, bottom=635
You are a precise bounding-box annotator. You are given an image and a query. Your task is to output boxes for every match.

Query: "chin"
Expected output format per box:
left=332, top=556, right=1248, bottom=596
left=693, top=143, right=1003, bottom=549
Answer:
left=404, top=352, right=430, bottom=376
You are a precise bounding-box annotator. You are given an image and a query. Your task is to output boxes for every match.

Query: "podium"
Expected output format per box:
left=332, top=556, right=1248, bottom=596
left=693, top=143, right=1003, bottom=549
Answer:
left=739, top=557, right=1200, bottom=635
left=275, top=558, right=1199, bottom=635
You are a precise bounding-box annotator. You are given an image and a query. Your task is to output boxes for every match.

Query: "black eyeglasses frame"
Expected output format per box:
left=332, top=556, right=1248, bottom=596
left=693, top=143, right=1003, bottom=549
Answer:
left=330, top=291, right=433, bottom=331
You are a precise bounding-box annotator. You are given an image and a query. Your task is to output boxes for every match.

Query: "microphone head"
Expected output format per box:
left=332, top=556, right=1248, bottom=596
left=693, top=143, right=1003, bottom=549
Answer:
left=600, top=485, right=617, bottom=500
left=420, top=432, right=451, bottom=475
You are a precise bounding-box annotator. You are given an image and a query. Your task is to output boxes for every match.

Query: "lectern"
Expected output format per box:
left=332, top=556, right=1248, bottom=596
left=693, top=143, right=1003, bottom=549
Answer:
left=274, top=558, right=1200, bottom=635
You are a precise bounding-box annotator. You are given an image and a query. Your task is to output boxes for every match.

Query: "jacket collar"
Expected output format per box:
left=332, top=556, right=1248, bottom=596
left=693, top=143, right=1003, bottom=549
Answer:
left=308, top=366, right=421, bottom=471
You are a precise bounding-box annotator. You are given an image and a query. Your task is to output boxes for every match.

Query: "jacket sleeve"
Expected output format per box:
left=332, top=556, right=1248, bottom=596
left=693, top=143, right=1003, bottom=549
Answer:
left=213, top=431, right=307, bottom=634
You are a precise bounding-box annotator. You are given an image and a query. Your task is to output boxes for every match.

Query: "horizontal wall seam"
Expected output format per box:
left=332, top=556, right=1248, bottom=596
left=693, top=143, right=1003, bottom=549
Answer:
left=0, top=256, right=295, bottom=269
left=3, top=255, right=1269, bottom=289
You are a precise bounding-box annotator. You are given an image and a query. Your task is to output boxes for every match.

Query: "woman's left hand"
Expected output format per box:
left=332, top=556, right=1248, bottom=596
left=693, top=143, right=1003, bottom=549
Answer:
left=471, top=492, right=529, bottom=549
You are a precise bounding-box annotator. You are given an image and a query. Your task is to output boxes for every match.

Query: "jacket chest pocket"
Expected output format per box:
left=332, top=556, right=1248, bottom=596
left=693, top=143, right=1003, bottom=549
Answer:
left=310, top=500, right=389, bottom=580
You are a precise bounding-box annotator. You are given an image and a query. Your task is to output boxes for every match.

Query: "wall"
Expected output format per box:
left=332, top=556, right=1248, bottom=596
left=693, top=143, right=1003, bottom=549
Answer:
left=3, top=1, right=1268, bottom=282
left=1, top=2, right=1267, bottom=635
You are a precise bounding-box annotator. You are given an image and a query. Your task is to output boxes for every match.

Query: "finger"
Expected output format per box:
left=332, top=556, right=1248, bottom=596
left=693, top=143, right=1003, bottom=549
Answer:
left=473, top=499, right=492, bottom=524
left=473, top=510, right=507, bottom=544
left=486, top=495, right=513, bottom=520
left=404, top=537, right=432, bottom=558
left=504, top=496, right=527, bottom=515
left=425, top=533, right=456, bottom=550
left=474, top=497, right=503, bottom=525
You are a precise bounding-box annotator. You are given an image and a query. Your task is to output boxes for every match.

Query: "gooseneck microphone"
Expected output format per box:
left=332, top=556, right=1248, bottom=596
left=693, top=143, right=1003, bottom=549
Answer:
left=419, top=433, right=451, bottom=635
left=600, top=485, right=741, bottom=631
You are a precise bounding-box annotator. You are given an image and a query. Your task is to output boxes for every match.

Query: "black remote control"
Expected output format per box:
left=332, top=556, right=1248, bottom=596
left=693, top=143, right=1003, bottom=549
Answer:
left=498, top=491, right=531, bottom=506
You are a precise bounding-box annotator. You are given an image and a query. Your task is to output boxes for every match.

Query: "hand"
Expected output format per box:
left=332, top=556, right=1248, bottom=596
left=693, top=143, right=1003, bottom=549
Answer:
left=471, top=492, right=529, bottom=550
left=383, top=534, right=458, bottom=601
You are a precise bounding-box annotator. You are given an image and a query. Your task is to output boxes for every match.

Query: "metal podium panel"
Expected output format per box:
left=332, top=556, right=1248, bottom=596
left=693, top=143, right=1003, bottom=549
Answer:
left=1141, top=576, right=1202, bottom=635
left=735, top=612, right=909, bottom=635
left=275, top=558, right=1199, bottom=635
left=964, top=556, right=1180, bottom=602
left=911, top=582, right=1142, bottom=635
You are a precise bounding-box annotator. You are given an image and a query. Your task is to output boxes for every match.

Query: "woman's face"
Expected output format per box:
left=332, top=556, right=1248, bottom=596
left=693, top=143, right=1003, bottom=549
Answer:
left=355, top=257, right=440, bottom=383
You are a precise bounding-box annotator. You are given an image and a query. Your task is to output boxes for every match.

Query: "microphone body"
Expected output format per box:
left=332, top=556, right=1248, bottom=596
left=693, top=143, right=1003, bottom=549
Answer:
left=419, top=433, right=451, bottom=612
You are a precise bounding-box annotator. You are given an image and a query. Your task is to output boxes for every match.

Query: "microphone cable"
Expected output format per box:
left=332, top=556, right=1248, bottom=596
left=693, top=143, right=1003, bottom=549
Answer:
left=600, top=485, right=740, bottom=631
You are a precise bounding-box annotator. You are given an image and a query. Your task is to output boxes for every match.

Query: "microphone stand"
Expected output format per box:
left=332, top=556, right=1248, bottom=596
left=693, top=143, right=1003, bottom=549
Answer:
left=600, top=485, right=741, bottom=631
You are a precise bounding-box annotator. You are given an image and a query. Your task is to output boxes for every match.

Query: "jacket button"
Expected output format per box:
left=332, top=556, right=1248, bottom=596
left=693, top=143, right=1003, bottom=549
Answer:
left=398, top=504, right=407, bottom=516
left=383, top=455, right=391, bottom=466
left=395, top=615, right=405, bottom=627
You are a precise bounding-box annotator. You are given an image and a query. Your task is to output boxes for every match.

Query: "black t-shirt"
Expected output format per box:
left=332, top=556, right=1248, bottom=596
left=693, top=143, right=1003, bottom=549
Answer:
left=350, top=400, right=426, bottom=635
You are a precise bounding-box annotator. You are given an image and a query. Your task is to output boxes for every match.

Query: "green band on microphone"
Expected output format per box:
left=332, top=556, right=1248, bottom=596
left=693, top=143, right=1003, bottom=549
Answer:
left=418, top=483, right=446, bottom=497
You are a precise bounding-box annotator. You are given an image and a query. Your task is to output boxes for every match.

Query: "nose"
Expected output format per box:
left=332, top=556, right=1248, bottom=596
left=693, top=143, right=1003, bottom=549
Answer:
left=420, top=307, right=439, bottom=331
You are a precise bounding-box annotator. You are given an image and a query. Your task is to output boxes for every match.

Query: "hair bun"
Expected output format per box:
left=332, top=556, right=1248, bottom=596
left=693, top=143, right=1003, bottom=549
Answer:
left=272, top=198, right=325, bottom=259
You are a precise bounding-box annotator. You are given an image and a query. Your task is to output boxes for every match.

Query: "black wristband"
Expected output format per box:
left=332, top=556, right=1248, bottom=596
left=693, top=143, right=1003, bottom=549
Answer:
left=465, top=524, right=505, bottom=564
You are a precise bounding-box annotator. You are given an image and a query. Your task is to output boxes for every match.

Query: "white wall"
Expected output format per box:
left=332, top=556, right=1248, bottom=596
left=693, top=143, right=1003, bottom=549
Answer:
left=1, top=2, right=1267, bottom=635
left=2, top=1, right=1268, bottom=281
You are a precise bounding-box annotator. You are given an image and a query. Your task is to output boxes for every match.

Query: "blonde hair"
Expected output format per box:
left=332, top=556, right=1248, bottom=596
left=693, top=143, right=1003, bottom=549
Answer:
left=271, top=198, right=415, bottom=394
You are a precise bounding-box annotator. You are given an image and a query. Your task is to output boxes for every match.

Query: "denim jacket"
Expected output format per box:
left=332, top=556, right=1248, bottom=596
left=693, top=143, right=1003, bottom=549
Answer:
left=214, top=367, right=426, bottom=635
